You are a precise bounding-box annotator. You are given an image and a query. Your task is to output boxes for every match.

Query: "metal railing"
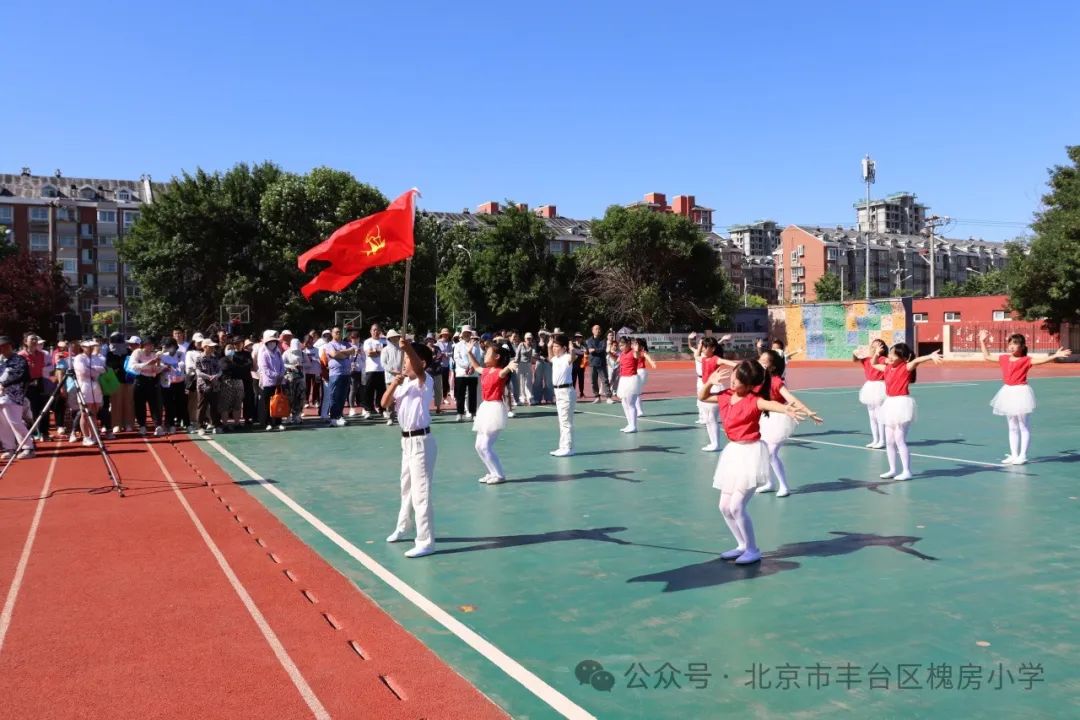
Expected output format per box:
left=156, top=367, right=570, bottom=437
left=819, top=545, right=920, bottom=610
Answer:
left=950, top=322, right=1067, bottom=353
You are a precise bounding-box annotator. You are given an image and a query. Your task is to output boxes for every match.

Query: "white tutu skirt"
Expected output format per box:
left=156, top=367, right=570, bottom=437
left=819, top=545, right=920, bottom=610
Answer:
left=880, top=395, right=917, bottom=427
left=760, top=410, right=797, bottom=445
left=712, top=440, right=771, bottom=494
left=990, top=384, right=1036, bottom=416
left=472, top=400, right=507, bottom=433
left=617, top=374, right=641, bottom=398
left=858, top=380, right=886, bottom=408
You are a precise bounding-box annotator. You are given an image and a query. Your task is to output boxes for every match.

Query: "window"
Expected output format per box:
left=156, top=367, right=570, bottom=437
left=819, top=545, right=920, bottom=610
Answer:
left=98, top=210, right=117, bottom=223
left=79, top=187, right=96, bottom=200
left=29, top=207, right=49, bottom=222
left=83, top=273, right=95, bottom=288
left=80, top=223, right=94, bottom=238
left=61, top=258, right=77, bottom=273
left=81, top=248, right=94, bottom=263
left=992, top=310, right=1007, bottom=321
left=125, top=284, right=141, bottom=298
left=99, top=261, right=118, bottom=273
left=100, top=285, right=118, bottom=297
left=30, top=233, right=49, bottom=251
left=913, top=312, right=928, bottom=323
left=826, top=248, right=838, bottom=260
left=944, top=312, right=961, bottom=323
left=122, top=211, right=139, bottom=227
left=41, top=185, right=58, bottom=198
left=59, top=234, right=76, bottom=248
left=56, top=207, right=75, bottom=221
left=0, top=206, right=11, bottom=223
left=81, top=299, right=93, bottom=311
left=116, top=189, right=131, bottom=202
left=97, top=235, right=115, bottom=247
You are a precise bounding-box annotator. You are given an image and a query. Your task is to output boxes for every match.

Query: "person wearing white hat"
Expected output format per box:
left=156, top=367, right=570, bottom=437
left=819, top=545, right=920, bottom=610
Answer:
left=257, top=331, right=285, bottom=431
left=515, top=332, right=536, bottom=405
left=362, top=324, right=388, bottom=420
left=380, top=330, right=403, bottom=425
left=452, top=325, right=483, bottom=421
left=129, top=337, right=166, bottom=436
left=194, top=339, right=223, bottom=435
left=71, top=339, right=107, bottom=446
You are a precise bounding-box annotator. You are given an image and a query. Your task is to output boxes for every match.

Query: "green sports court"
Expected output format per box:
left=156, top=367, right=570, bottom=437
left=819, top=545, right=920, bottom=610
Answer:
left=202, top=373, right=1080, bottom=720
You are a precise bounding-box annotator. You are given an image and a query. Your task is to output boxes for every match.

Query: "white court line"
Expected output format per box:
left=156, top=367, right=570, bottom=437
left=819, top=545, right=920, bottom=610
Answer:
left=797, top=382, right=980, bottom=394
left=0, top=451, right=58, bottom=656
left=206, top=440, right=597, bottom=720
left=577, top=410, right=1004, bottom=469
left=143, top=441, right=330, bottom=720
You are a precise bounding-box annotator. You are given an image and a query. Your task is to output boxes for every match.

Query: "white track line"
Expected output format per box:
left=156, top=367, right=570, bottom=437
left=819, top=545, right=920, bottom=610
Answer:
left=577, top=410, right=1004, bottom=468
left=207, top=440, right=596, bottom=720
left=0, top=450, right=58, bottom=656
left=144, top=441, right=330, bottom=720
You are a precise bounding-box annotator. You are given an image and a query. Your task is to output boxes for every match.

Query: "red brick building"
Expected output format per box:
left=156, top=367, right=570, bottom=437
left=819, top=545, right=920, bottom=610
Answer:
left=911, top=295, right=1071, bottom=355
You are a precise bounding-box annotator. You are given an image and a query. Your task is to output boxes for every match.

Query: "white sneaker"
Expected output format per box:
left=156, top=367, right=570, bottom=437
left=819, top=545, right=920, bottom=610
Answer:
left=465, top=412, right=473, bottom=420
left=383, top=410, right=390, bottom=420
left=112, top=426, right=121, bottom=434
left=894, top=471, right=913, bottom=481
left=197, top=428, right=206, bottom=437
left=15, top=449, right=35, bottom=460
left=592, top=398, right=601, bottom=404
left=68, top=433, right=78, bottom=443
left=620, top=426, right=636, bottom=433
left=81, top=438, right=95, bottom=447
left=0, top=451, right=12, bottom=461
left=720, top=547, right=745, bottom=560
left=776, top=489, right=791, bottom=498
left=1012, top=456, right=1028, bottom=466
left=457, top=415, right=464, bottom=423
left=701, top=444, right=720, bottom=452
left=334, top=418, right=347, bottom=427
left=872, top=442, right=886, bottom=449
left=57, top=426, right=67, bottom=436
left=348, top=409, right=358, bottom=417
left=484, top=476, right=506, bottom=485
left=386, top=530, right=408, bottom=543
left=695, top=419, right=707, bottom=425
left=550, top=449, right=574, bottom=457
left=265, top=425, right=273, bottom=431
left=212, top=427, right=221, bottom=435
left=278, top=425, right=286, bottom=431
left=386, top=418, right=393, bottom=426
left=755, top=484, right=775, bottom=494
left=404, top=544, right=435, bottom=558
left=507, top=411, right=515, bottom=418
left=1001, top=455, right=1015, bottom=465
left=361, top=411, right=371, bottom=420
left=865, top=441, right=878, bottom=448
left=880, top=470, right=896, bottom=479
left=735, top=549, right=762, bottom=564
left=606, top=398, right=615, bottom=404
left=154, top=426, right=165, bottom=437
left=478, top=474, right=492, bottom=483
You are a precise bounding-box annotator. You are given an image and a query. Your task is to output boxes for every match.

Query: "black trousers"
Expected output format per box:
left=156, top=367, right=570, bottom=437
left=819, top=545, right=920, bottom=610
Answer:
left=198, top=389, right=221, bottom=427
left=454, top=376, right=478, bottom=416
left=590, top=364, right=611, bottom=398
left=259, top=386, right=281, bottom=428
left=364, top=372, right=386, bottom=413
left=242, top=378, right=256, bottom=423
left=572, top=364, right=586, bottom=396
left=133, top=376, right=162, bottom=429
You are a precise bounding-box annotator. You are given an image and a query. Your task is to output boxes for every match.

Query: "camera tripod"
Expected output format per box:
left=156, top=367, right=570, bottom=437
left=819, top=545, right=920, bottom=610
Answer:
left=0, top=369, right=124, bottom=496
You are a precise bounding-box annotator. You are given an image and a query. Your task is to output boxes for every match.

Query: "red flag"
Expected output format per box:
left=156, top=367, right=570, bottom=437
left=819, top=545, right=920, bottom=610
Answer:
left=297, top=188, right=419, bottom=299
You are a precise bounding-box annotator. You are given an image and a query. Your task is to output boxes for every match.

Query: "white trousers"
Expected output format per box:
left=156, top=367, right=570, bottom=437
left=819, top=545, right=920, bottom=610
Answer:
left=0, top=401, right=33, bottom=452
left=394, top=434, right=437, bottom=546
left=555, top=387, right=576, bottom=451
left=517, top=364, right=534, bottom=404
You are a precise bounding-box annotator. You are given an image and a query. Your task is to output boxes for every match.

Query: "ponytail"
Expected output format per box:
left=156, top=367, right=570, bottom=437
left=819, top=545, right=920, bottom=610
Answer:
left=1008, top=333, right=1028, bottom=357
left=892, top=342, right=917, bottom=384
left=734, top=359, right=770, bottom=415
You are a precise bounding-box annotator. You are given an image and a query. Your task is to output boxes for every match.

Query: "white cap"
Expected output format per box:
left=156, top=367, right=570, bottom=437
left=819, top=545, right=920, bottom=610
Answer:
left=279, top=329, right=293, bottom=337
left=524, top=332, right=534, bottom=339
left=460, top=325, right=473, bottom=335
left=202, top=339, right=218, bottom=348
left=321, top=329, right=332, bottom=336
left=262, top=329, right=279, bottom=342
left=553, top=327, right=562, bottom=334
left=386, top=329, right=401, bottom=339
left=80, top=339, right=97, bottom=348
left=127, top=335, right=142, bottom=344
left=192, top=332, right=205, bottom=343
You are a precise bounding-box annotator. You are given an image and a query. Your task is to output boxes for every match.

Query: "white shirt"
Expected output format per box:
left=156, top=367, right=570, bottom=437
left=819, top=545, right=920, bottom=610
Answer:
left=453, top=340, right=483, bottom=378
left=393, top=377, right=433, bottom=432
left=363, top=337, right=386, bottom=373
left=551, top=354, right=573, bottom=386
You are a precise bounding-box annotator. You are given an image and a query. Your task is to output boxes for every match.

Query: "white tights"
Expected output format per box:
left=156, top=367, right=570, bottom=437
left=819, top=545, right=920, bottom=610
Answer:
left=884, top=422, right=911, bottom=475
left=621, top=393, right=639, bottom=431
left=719, top=491, right=756, bottom=553
left=1006, top=414, right=1031, bottom=459
left=701, top=401, right=719, bottom=447
left=867, top=406, right=886, bottom=445
left=474, top=431, right=504, bottom=479
left=764, top=441, right=790, bottom=493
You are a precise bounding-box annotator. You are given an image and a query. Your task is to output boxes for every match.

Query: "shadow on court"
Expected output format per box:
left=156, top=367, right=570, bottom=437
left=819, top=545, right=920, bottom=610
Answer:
left=627, top=532, right=938, bottom=593
left=503, top=469, right=641, bottom=484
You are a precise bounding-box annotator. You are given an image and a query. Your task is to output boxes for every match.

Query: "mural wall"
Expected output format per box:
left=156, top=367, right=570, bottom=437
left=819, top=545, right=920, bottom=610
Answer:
left=768, top=299, right=913, bottom=359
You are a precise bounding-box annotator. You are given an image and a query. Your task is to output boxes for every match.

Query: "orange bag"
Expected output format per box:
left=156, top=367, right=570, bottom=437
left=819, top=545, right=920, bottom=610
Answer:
left=270, top=387, right=290, bottom=418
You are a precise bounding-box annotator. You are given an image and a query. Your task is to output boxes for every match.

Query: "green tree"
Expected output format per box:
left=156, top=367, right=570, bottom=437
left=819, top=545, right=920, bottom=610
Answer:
left=92, top=309, right=122, bottom=335
left=119, top=162, right=286, bottom=335
left=813, top=272, right=842, bottom=302
left=0, top=246, right=71, bottom=341
left=1008, top=146, right=1080, bottom=326
left=743, top=294, right=769, bottom=309
left=576, top=206, right=736, bottom=330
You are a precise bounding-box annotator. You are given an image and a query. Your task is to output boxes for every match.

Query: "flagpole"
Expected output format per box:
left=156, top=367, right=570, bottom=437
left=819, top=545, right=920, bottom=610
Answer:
left=401, top=258, right=412, bottom=336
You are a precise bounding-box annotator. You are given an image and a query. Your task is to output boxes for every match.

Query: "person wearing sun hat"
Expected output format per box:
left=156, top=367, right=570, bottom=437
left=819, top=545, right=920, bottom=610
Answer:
left=436, top=327, right=453, bottom=406
left=380, top=329, right=404, bottom=425
left=0, top=335, right=35, bottom=460
left=73, top=339, right=107, bottom=446
left=184, top=332, right=205, bottom=431
left=257, top=330, right=285, bottom=431
left=452, top=325, right=483, bottom=421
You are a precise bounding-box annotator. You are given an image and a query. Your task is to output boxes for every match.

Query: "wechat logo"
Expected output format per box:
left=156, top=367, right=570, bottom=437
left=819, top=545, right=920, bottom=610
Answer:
left=576, top=659, right=616, bottom=692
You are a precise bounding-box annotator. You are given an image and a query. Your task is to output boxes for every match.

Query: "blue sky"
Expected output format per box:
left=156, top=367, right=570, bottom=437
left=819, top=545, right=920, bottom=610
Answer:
left=6, top=1, right=1077, bottom=240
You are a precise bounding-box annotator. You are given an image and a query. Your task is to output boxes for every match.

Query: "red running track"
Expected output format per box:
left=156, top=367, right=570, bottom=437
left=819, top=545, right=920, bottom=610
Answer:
left=0, top=435, right=507, bottom=720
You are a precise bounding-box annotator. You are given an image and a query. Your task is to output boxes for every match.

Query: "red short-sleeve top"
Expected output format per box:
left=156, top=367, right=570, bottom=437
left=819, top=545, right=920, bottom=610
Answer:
left=999, top=355, right=1032, bottom=386
left=884, top=361, right=912, bottom=397
left=480, top=367, right=507, bottom=401
left=862, top=356, right=885, bottom=381
left=718, top=389, right=763, bottom=442
left=619, top=351, right=638, bottom=377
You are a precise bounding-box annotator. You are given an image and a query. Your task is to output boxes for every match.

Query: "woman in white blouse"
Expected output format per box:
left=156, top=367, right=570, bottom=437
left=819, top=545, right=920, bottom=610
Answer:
left=73, top=339, right=107, bottom=446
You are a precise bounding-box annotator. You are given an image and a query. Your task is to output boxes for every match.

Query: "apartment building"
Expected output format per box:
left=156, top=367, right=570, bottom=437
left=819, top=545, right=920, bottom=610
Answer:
left=855, top=192, right=927, bottom=234
left=1, top=168, right=156, bottom=331
left=627, top=192, right=715, bottom=233
left=729, top=220, right=782, bottom=256
left=774, top=225, right=1008, bottom=303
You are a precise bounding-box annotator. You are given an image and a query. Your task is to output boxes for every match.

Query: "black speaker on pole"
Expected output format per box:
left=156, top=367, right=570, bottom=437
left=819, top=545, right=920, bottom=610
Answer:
left=56, top=312, right=83, bottom=341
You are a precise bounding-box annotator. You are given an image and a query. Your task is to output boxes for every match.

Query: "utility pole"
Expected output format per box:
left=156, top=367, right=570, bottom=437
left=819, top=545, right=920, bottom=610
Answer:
left=861, top=155, right=876, bottom=300
left=892, top=261, right=911, bottom=294
left=922, top=215, right=949, bottom=298
left=743, top=276, right=748, bottom=307
left=840, top=265, right=845, bottom=302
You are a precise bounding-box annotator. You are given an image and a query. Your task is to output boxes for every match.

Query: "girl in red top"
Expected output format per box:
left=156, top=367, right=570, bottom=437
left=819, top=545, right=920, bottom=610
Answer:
left=853, top=339, right=888, bottom=449
left=698, top=361, right=806, bottom=564
left=632, top=338, right=657, bottom=419
left=870, top=343, right=942, bottom=480
left=698, top=336, right=724, bottom=452
left=756, top=351, right=823, bottom=497
left=615, top=337, right=642, bottom=433
left=465, top=340, right=518, bottom=484
left=979, top=330, right=1071, bottom=465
